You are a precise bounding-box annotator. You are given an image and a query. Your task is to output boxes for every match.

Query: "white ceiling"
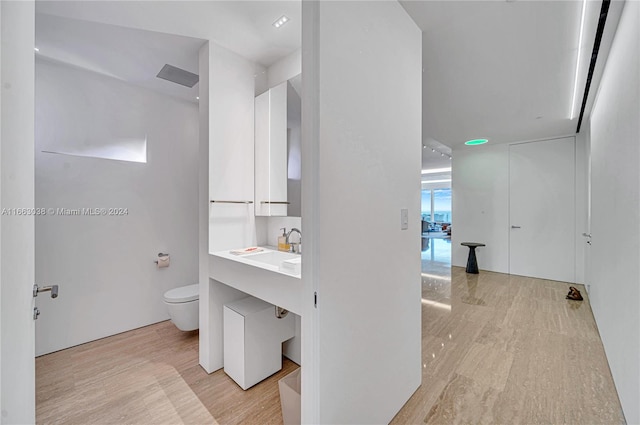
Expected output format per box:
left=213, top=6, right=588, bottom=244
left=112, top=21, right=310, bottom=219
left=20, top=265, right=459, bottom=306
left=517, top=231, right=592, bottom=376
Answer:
left=36, top=13, right=205, bottom=103
left=36, top=1, right=301, bottom=67
left=400, top=0, right=604, bottom=153
left=35, top=1, right=301, bottom=103
left=37, top=0, right=618, bottom=175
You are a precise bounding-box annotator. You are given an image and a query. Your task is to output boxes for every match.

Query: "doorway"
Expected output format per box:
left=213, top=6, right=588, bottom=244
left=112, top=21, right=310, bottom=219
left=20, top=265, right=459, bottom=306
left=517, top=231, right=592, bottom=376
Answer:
left=422, top=187, right=452, bottom=272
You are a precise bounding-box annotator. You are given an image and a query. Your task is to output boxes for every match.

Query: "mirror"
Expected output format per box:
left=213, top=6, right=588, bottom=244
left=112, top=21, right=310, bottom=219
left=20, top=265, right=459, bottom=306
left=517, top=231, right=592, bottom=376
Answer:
left=255, top=74, right=302, bottom=217
left=287, top=74, right=302, bottom=217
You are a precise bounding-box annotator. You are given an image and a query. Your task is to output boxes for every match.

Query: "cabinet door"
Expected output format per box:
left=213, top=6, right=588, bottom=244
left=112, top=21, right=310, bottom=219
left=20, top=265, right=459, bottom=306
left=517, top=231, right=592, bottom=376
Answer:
left=255, top=82, right=288, bottom=216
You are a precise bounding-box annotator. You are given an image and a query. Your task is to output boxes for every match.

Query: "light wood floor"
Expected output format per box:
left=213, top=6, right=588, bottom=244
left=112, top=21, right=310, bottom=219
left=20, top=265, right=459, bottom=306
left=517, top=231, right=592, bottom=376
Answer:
left=36, top=321, right=298, bottom=425
left=37, top=265, right=625, bottom=424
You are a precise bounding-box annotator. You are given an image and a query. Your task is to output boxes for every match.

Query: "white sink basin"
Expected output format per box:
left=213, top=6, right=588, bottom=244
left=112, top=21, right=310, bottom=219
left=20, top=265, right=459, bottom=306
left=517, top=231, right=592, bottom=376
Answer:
left=245, top=250, right=299, bottom=267
left=213, top=247, right=301, bottom=277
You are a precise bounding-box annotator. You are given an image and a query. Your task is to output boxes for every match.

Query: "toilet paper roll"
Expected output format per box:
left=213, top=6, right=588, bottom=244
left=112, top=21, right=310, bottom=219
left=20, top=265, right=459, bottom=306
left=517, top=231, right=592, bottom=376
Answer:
left=157, top=255, right=170, bottom=268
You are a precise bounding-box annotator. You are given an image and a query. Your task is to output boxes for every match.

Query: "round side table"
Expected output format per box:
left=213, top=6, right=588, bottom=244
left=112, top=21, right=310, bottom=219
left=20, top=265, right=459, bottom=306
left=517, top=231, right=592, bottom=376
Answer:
left=461, top=242, right=486, bottom=274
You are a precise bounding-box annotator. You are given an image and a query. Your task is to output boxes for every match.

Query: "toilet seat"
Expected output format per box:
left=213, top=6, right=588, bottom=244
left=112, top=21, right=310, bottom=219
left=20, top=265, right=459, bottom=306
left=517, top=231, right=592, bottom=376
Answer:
left=164, top=284, right=199, bottom=303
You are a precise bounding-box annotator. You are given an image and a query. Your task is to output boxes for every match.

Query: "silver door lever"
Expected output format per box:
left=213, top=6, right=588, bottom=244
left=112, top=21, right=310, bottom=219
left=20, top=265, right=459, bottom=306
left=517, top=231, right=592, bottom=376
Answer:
left=582, top=233, right=592, bottom=238
left=511, top=225, right=521, bottom=229
left=33, top=284, right=59, bottom=298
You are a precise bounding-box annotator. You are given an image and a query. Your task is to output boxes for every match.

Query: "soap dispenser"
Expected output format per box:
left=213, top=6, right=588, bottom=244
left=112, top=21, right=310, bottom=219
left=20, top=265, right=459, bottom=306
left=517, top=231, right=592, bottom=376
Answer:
left=278, top=228, right=290, bottom=252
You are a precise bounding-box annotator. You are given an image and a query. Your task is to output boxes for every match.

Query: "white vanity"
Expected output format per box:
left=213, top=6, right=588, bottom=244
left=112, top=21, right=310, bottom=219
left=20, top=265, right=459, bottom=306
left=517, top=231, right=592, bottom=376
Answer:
left=210, top=246, right=302, bottom=390
left=210, top=247, right=302, bottom=315
left=202, top=35, right=303, bottom=397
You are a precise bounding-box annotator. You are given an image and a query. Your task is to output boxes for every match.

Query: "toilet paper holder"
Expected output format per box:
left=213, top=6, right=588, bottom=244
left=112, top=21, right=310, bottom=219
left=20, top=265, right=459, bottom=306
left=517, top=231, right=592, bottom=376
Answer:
left=154, top=253, right=170, bottom=265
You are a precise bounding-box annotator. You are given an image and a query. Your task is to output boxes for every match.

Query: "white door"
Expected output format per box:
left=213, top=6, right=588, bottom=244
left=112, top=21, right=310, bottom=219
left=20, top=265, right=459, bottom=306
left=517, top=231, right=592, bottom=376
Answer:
left=583, top=133, right=592, bottom=292
left=0, top=2, right=36, bottom=423
left=509, top=137, right=576, bottom=283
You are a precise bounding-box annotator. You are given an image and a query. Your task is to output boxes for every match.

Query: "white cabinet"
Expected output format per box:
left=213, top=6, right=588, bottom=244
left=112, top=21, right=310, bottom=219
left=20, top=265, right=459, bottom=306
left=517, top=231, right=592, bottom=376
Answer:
left=255, top=82, right=288, bottom=216
left=223, top=296, right=295, bottom=390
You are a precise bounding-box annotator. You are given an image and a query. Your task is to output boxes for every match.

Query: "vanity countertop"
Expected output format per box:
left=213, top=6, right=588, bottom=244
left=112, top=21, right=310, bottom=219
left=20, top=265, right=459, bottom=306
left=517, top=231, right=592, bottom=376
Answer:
left=209, top=246, right=302, bottom=315
left=211, top=246, right=301, bottom=278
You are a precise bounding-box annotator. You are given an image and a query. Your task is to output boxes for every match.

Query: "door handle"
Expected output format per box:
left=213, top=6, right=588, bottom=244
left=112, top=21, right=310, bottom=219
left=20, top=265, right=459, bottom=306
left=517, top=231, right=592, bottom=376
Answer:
left=511, top=225, right=521, bottom=229
left=582, top=233, right=592, bottom=238
left=33, top=284, right=59, bottom=298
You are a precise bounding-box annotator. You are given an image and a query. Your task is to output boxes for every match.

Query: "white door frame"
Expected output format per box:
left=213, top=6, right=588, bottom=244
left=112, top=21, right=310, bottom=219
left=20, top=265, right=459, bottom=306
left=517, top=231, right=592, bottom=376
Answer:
left=0, top=1, right=36, bottom=423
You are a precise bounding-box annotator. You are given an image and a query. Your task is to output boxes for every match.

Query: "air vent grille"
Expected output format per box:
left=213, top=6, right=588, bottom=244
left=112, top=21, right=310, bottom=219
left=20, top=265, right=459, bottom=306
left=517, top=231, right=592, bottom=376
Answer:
left=156, top=64, right=199, bottom=88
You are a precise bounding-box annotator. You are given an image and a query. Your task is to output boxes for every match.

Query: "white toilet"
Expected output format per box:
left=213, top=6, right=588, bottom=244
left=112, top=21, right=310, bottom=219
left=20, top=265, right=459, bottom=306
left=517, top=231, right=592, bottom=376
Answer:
left=163, top=284, right=199, bottom=331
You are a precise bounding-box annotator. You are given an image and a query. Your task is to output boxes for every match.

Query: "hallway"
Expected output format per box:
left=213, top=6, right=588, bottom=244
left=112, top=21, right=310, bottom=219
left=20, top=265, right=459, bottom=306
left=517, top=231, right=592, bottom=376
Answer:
left=393, top=246, right=625, bottom=423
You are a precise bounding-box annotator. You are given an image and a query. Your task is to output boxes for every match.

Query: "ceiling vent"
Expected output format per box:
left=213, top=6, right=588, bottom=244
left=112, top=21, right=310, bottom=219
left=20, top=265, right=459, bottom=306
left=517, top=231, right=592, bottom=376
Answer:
left=156, top=64, right=199, bottom=88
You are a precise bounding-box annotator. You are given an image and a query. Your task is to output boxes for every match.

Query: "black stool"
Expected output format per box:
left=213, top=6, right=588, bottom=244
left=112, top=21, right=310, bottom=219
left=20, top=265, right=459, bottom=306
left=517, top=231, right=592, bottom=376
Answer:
left=461, top=242, right=485, bottom=274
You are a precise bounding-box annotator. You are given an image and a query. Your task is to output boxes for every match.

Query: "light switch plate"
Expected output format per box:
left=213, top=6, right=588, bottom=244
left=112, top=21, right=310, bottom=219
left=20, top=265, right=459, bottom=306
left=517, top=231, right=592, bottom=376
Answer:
left=401, top=209, right=409, bottom=230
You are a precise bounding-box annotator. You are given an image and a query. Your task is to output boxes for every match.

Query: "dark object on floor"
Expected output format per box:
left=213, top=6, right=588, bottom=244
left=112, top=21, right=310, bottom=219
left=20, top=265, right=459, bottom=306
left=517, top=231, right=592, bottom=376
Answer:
left=461, top=242, right=486, bottom=274
left=566, top=286, right=583, bottom=301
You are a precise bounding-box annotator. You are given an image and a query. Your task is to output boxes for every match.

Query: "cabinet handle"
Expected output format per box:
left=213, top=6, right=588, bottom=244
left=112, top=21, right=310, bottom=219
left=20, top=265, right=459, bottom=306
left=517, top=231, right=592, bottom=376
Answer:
left=260, top=201, right=290, bottom=204
left=210, top=200, right=253, bottom=204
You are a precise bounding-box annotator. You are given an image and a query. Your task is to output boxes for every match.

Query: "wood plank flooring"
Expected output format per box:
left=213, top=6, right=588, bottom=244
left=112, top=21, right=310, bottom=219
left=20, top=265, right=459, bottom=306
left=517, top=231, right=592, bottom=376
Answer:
left=391, top=266, right=626, bottom=424
left=36, top=321, right=298, bottom=425
left=37, top=265, right=625, bottom=424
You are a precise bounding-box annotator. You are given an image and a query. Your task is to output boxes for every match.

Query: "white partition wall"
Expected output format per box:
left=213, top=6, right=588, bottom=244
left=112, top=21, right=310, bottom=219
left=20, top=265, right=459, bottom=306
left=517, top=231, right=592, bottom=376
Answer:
left=302, top=1, right=422, bottom=423
left=588, top=1, right=640, bottom=422
left=200, top=41, right=259, bottom=373
left=208, top=43, right=257, bottom=252
left=0, top=2, right=36, bottom=423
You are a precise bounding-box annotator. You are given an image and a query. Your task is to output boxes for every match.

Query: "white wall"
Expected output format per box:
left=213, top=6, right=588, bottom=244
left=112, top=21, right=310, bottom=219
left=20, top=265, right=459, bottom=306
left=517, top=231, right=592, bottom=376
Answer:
left=452, top=136, right=587, bottom=281
left=302, top=1, right=422, bottom=423
left=267, top=48, right=301, bottom=90
left=0, top=2, right=36, bottom=422
left=208, top=43, right=257, bottom=253
left=257, top=217, right=302, bottom=248
left=588, top=1, right=639, bottom=422
left=452, top=144, right=510, bottom=273
left=34, top=59, right=199, bottom=355
left=1, top=4, right=3, bottom=417
left=200, top=42, right=258, bottom=373
left=575, top=131, right=588, bottom=285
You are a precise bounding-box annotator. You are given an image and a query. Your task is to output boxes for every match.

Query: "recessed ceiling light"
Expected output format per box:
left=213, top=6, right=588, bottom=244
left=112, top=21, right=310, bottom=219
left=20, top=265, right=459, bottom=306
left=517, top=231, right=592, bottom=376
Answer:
left=465, top=139, right=488, bottom=146
left=34, top=47, right=39, bottom=52
left=196, top=96, right=200, bottom=100
left=273, top=15, right=289, bottom=28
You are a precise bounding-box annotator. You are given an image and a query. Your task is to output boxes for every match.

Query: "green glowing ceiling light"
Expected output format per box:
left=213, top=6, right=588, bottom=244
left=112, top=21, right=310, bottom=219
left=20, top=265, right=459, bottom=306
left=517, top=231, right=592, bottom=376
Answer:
left=465, top=139, right=488, bottom=146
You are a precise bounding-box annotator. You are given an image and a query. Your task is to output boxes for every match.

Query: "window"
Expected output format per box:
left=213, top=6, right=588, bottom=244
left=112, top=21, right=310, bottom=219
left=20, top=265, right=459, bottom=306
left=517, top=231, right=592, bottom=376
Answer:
left=433, top=189, right=451, bottom=223
left=421, top=188, right=451, bottom=224
left=421, top=189, right=432, bottom=222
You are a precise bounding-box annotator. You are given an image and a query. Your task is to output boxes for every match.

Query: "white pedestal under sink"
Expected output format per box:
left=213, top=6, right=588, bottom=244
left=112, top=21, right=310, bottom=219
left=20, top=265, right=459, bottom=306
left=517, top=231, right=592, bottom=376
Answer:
left=223, top=296, right=295, bottom=390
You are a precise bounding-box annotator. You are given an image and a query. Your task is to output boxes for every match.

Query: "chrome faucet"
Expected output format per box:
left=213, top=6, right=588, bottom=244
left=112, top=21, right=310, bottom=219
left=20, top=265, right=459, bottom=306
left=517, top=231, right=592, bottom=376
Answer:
left=286, top=228, right=302, bottom=253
